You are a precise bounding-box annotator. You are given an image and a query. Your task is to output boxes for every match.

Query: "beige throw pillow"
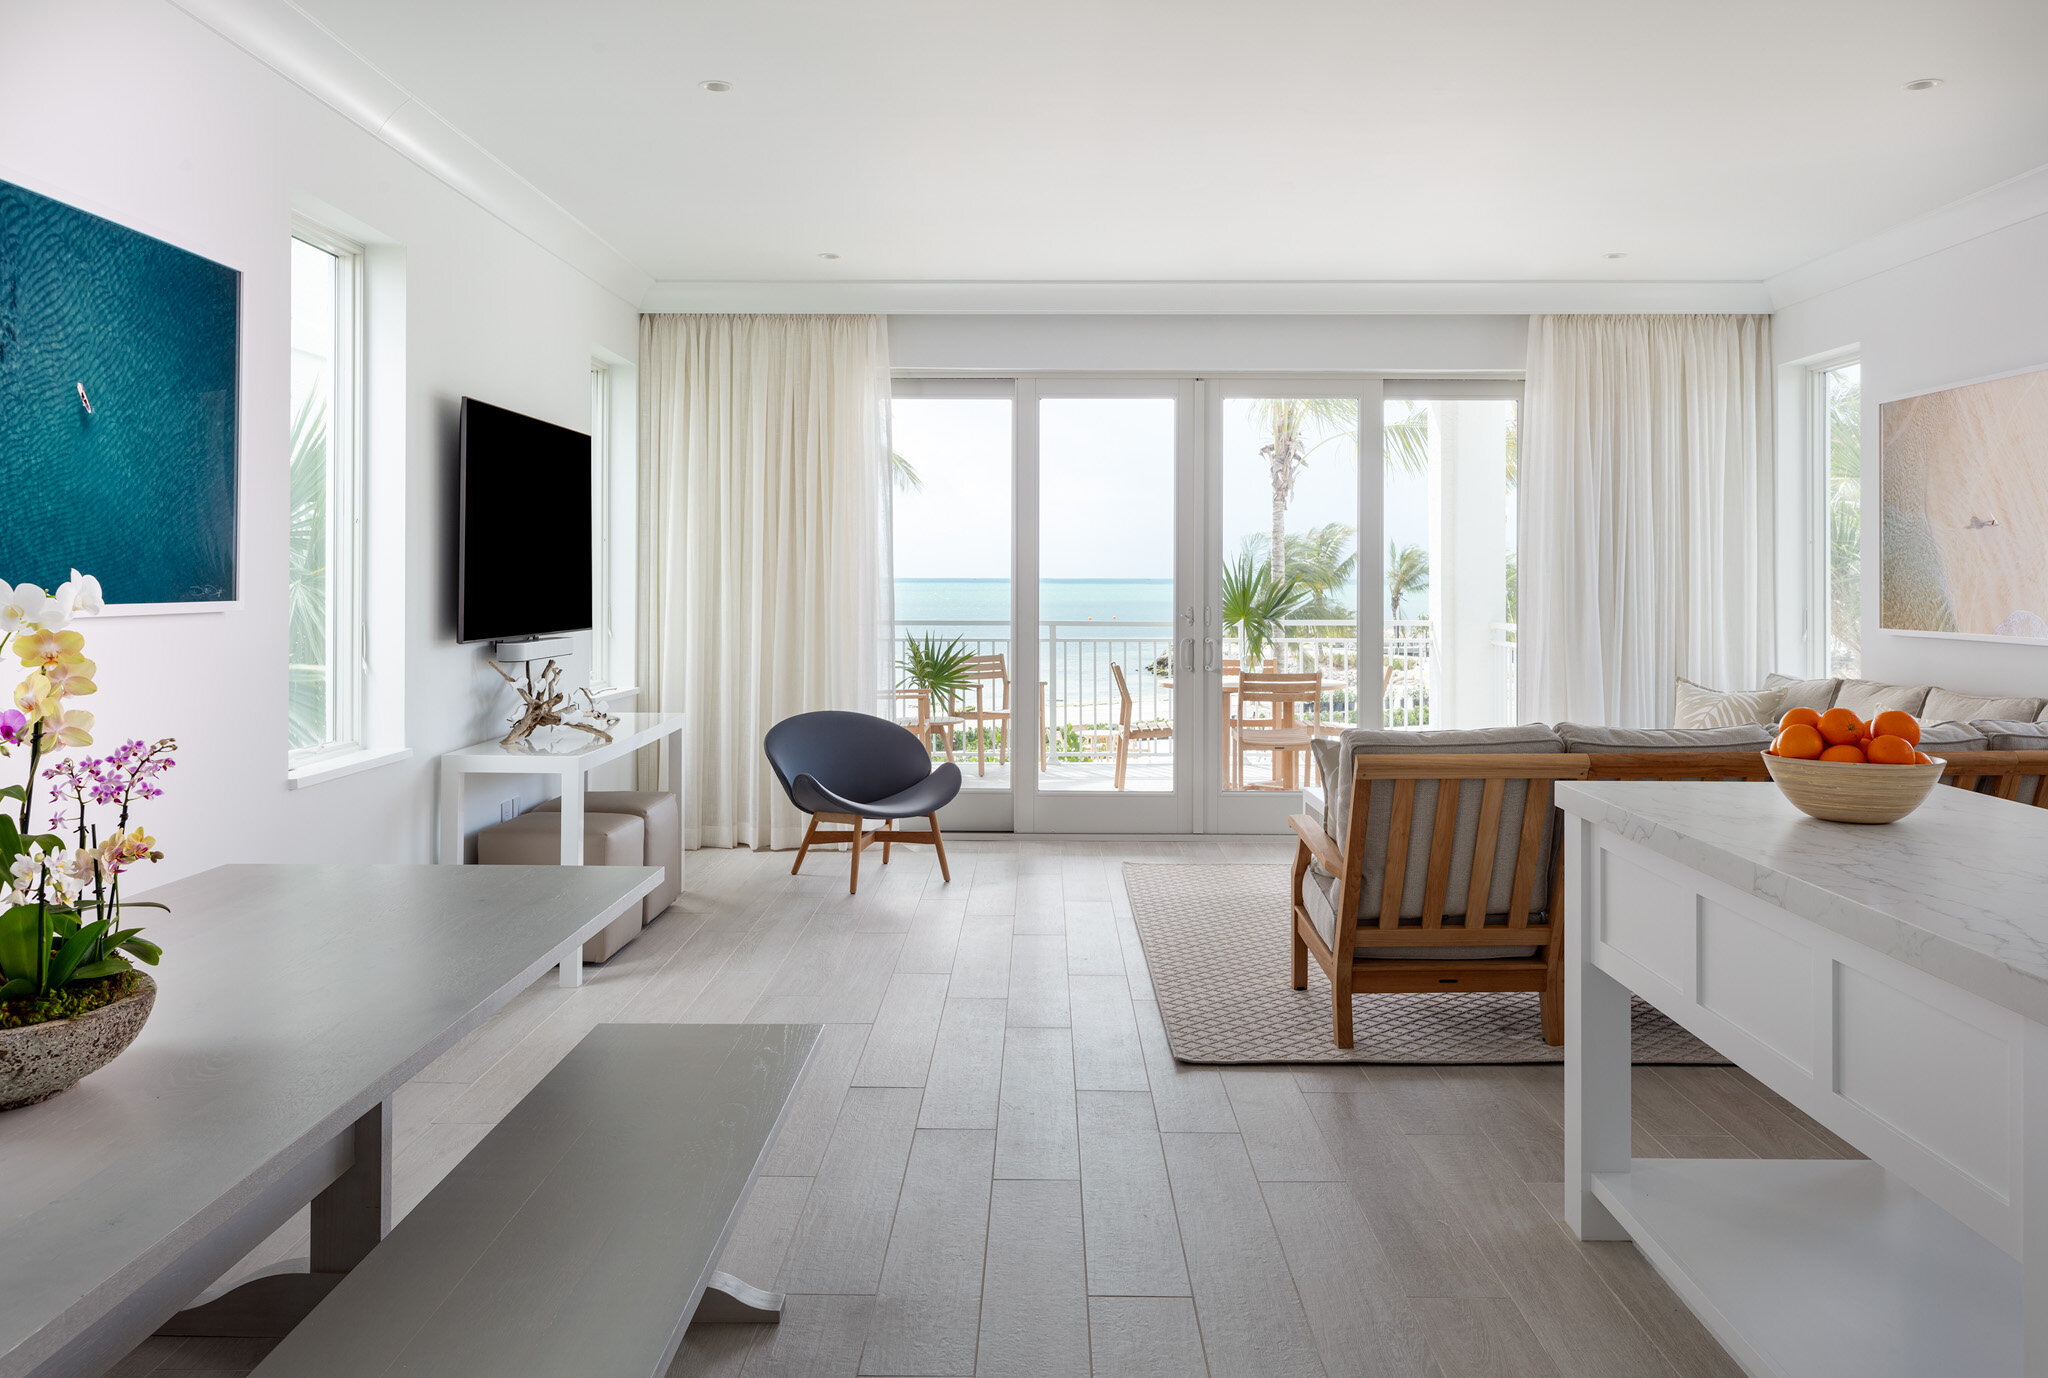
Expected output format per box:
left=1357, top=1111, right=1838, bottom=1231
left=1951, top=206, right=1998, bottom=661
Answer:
left=1673, top=678, right=1783, bottom=730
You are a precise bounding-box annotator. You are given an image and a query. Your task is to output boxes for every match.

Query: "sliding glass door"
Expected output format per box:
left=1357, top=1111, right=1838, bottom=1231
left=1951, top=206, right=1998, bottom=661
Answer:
left=891, top=374, right=1518, bottom=835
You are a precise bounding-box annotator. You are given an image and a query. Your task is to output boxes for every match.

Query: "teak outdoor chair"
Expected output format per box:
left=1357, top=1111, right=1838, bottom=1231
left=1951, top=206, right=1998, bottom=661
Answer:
left=893, top=687, right=962, bottom=764
left=956, top=653, right=1014, bottom=778
left=1108, top=662, right=1173, bottom=791
left=765, top=710, right=962, bottom=895
left=1231, top=671, right=1322, bottom=791
left=1290, top=749, right=1773, bottom=1049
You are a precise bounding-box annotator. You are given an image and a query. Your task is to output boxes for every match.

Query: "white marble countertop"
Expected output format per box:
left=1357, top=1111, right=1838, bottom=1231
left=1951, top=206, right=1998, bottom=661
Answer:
left=1556, top=781, right=2048, bottom=1025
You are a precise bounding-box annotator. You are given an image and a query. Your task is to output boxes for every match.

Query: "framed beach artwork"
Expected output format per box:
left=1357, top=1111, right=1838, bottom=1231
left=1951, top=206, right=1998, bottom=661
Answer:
left=0, top=178, right=239, bottom=610
left=1879, top=365, right=2048, bottom=643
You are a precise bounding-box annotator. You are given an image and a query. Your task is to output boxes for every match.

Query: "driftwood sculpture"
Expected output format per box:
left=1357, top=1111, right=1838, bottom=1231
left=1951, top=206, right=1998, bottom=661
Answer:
left=491, top=658, right=620, bottom=748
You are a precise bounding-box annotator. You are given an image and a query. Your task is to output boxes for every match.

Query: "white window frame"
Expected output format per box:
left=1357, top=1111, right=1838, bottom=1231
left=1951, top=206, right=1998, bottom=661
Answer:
left=288, top=220, right=368, bottom=772
left=1809, top=352, right=1861, bottom=679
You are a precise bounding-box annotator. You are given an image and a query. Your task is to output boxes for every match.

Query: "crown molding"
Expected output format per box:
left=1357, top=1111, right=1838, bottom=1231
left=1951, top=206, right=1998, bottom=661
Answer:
left=1765, top=160, right=2048, bottom=310
left=639, top=279, right=1774, bottom=316
left=167, top=0, right=653, bottom=306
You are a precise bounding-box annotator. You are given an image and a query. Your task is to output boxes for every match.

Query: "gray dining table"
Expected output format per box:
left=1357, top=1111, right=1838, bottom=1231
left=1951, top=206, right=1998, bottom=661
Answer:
left=0, top=862, right=659, bottom=1378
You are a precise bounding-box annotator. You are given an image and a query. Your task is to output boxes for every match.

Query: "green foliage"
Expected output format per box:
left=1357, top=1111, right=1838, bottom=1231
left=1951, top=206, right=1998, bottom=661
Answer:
left=1241, top=524, right=1357, bottom=620
left=1386, top=542, right=1430, bottom=619
left=0, top=969, right=139, bottom=1030
left=288, top=389, right=331, bottom=752
left=1825, top=367, right=1862, bottom=674
left=1222, top=554, right=1308, bottom=665
left=891, top=451, right=924, bottom=493
left=898, top=633, right=976, bottom=712
left=1383, top=400, right=1432, bottom=478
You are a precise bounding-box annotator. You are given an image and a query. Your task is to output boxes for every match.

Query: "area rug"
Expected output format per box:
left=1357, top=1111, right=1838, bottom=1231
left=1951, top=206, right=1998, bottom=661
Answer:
left=1124, top=863, right=1727, bottom=1065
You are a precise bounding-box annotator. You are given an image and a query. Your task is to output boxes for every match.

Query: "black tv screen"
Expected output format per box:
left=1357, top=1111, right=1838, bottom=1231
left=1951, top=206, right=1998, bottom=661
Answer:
left=457, top=397, right=592, bottom=643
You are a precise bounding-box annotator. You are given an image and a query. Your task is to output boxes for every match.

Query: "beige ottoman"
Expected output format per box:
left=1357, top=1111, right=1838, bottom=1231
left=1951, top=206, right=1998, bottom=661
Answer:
left=535, top=791, right=680, bottom=924
left=477, top=810, right=645, bottom=963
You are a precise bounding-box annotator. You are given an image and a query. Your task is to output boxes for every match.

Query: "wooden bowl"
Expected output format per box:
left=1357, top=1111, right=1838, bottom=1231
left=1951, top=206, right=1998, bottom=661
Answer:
left=1762, top=753, right=1946, bottom=824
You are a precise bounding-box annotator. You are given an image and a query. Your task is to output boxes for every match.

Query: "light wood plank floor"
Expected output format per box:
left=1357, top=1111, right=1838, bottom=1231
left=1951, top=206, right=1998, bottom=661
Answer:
left=112, top=839, right=1858, bottom=1378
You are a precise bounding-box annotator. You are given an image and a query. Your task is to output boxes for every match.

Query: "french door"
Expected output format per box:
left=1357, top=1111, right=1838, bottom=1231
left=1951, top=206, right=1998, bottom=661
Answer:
left=891, top=374, right=1520, bottom=834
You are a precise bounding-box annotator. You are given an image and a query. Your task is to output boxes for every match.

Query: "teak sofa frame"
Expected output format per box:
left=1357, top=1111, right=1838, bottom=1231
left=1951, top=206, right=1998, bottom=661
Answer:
left=1290, top=749, right=2048, bottom=1050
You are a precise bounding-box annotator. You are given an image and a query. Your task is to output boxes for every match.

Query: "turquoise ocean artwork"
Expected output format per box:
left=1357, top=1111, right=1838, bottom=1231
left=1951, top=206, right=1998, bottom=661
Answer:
left=0, top=179, right=239, bottom=604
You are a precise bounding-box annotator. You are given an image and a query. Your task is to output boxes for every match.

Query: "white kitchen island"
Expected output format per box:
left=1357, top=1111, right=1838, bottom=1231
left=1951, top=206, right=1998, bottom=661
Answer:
left=1557, top=780, right=2047, bottom=1378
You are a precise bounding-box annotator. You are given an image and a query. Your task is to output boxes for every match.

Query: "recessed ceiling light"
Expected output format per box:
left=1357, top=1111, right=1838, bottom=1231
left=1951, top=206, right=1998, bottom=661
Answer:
left=1904, top=77, right=1944, bottom=91
left=1604, top=251, right=1628, bottom=260
left=698, top=79, right=733, bottom=93
left=817, top=252, right=841, bottom=260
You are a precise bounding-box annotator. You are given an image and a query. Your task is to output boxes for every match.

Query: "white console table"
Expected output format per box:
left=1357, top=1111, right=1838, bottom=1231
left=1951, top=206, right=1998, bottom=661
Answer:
left=439, top=711, right=685, bottom=986
left=1558, top=780, right=2047, bottom=1378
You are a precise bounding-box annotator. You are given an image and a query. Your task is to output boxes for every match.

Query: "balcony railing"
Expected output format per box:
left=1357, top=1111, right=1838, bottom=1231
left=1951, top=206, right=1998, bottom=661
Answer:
left=893, top=617, right=1511, bottom=763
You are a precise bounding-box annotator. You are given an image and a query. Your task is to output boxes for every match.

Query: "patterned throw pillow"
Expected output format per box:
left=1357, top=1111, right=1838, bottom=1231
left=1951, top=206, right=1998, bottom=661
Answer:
left=1673, top=678, right=1784, bottom=729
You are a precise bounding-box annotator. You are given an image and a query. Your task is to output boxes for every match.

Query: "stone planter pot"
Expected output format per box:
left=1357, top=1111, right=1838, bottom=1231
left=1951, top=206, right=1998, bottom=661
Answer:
left=0, top=973, right=156, bottom=1111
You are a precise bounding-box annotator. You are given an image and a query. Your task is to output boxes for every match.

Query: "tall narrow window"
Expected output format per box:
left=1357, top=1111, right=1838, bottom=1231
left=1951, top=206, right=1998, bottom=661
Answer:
left=288, top=229, right=364, bottom=763
left=1818, top=361, right=1862, bottom=677
left=589, top=361, right=614, bottom=690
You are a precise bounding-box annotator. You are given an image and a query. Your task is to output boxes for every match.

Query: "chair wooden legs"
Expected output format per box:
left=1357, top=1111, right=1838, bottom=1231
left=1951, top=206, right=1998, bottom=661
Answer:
left=1540, top=937, right=1565, bottom=1046
left=1329, top=961, right=1354, bottom=1049
left=928, top=813, right=951, bottom=883
left=1113, top=735, right=1128, bottom=791
left=790, top=811, right=952, bottom=896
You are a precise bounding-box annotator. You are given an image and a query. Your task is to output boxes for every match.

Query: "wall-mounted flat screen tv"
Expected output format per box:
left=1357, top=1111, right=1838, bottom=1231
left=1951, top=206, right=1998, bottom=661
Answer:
left=457, top=397, right=591, bottom=643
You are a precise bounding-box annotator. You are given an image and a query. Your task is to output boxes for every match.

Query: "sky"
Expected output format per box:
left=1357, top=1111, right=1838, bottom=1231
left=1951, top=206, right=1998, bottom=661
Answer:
left=891, top=395, right=1446, bottom=597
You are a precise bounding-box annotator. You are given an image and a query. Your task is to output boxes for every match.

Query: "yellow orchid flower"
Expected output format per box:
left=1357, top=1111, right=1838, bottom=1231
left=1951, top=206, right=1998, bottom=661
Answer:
left=15, top=627, right=86, bottom=668
left=13, top=672, right=55, bottom=721
left=42, top=707, right=93, bottom=748
left=43, top=657, right=96, bottom=697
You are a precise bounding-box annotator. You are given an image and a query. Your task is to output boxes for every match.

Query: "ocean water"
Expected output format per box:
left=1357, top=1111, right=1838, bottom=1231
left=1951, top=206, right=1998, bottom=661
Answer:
left=0, top=179, right=239, bottom=603
left=896, top=578, right=1175, bottom=633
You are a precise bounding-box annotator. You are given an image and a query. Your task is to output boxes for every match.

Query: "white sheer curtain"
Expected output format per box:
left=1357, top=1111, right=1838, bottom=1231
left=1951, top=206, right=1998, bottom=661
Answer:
left=638, top=314, right=894, bottom=850
left=1519, top=314, right=1774, bottom=728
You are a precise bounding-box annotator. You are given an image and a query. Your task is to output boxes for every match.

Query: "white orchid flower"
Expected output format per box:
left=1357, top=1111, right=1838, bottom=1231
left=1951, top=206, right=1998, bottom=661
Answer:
left=0, top=584, right=49, bottom=636
left=66, top=571, right=105, bottom=615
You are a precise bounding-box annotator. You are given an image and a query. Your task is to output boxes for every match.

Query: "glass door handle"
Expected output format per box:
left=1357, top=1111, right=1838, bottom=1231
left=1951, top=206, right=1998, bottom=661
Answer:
left=1203, top=638, right=1217, bottom=672
left=1180, top=637, right=1195, bottom=673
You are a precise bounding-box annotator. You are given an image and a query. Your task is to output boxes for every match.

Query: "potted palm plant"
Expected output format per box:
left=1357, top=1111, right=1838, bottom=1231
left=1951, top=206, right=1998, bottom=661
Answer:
left=1221, top=553, right=1307, bottom=667
left=0, top=572, right=174, bottom=1111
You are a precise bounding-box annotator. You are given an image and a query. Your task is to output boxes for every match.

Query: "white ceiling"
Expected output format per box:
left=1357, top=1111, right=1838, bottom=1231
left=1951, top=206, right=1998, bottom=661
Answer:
left=293, top=0, right=2048, bottom=288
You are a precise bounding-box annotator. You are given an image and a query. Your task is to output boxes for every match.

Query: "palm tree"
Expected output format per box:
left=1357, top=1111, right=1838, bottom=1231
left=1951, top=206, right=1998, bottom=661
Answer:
left=287, top=391, right=329, bottom=752
left=1386, top=542, right=1429, bottom=620
left=1248, top=399, right=1432, bottom=584
left=1240, top=524, right=1356, bottom=620
left=1249, top=399, right=1353, bottom=582
left=1221, top=554, right=1308, bottom=666
left=892, top=452, right=923, bottom=492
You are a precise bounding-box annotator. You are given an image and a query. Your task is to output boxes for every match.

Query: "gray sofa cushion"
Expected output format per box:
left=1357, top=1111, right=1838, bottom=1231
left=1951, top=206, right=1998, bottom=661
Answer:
left=1557, top=722, right=1774, bottom=753
left=1925, top=688, right=2048, bottom=723
left=1834, top=678, right=1931, bottom=718
left=1916, top=722, right=1988, bottom=753
left=1974, top=720, right=2048, bottom=805
left=1764, top=673, right=1840, bottom=713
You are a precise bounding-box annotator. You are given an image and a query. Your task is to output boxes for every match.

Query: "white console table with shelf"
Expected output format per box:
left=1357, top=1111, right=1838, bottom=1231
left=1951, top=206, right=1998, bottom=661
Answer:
left=1559, top=780, right=2046, bottom=1378
left=439, top=711, right=686, bottom=985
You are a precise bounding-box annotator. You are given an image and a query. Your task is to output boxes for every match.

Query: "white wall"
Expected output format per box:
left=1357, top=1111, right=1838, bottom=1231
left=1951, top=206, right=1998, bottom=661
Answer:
left=888, top=315, right=1527, bottom=375
left=1774, top=212, right=2048, bottom=698
left=1, top=0, right=639, bottom=880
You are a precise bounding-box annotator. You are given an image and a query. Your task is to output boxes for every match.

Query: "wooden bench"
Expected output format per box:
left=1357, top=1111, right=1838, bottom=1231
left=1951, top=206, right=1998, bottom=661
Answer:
left=248, top=1022, right=819, bottom=1378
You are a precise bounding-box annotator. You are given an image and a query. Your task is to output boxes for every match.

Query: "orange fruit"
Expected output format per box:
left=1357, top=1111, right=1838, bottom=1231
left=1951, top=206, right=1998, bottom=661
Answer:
left=1872, top=710, right=1921, bottom=746
left=1820, top=743, right=1867, bottom=764
left=1779, top=706, right=1822, bottom=731
left=1775, top=723, right=1826, bottom=760
left=1818, top=708, right=1865, bottom=746
left=1866, top=735, right=1916, bottom=765
left=1913, top=751, right=1934, bottom=765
